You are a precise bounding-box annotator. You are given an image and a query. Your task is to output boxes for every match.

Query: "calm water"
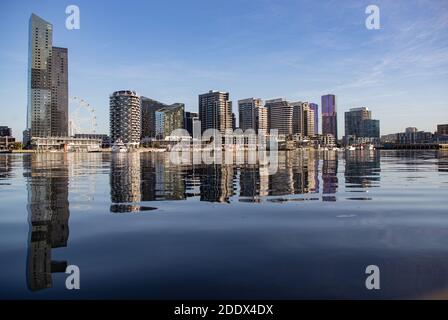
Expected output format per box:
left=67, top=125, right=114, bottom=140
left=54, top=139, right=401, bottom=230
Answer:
left=0, top=150, right=448, bottom=299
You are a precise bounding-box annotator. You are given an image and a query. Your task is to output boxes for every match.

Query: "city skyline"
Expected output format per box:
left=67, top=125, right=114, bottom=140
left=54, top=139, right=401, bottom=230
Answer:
left=0, top=0, right=447, bottom=139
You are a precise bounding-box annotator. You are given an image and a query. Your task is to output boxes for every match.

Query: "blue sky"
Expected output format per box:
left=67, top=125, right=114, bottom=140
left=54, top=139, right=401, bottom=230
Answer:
left=0, top=0, right=447, bottom=138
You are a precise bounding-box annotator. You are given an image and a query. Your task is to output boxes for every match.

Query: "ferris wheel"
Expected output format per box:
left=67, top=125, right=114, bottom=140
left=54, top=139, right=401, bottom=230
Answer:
left=69, top=96, right=98, bottom=135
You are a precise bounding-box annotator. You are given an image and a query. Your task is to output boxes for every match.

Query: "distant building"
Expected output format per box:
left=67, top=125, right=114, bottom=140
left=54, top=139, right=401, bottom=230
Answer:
left=345, top=107, right=380, bottom=139
left=360, top=119, right=380, bottom=138
left=109, top=90, right=141, bottom=147
left=27, top=14, right=68, bottom=139
left=318, top=134, right=336, bottom=147
left=291, top=102, right=315, bottom=138
left=238, top=98, right=263, bottom=131
left=155, top=104, right=184, bottom=139
left=0, top=136, right=15, bottom=150
left=232, top=112, right=237, bottom=130
left=74, top=133, right=111, bottom=148
left=381, top=127, right=434, bottom=145
left=321, top=94, right=338, bottom=139
left=30, top=136, right=101, bottom=152
left=309, top=103, right=318, bottom=135
left=266, top=98, right=293, bottom=136
left=184, top=111, right=199, bottom=136
left=198, top=90, right=232, bottom=134
left=406, top=127, right=418, bottom=133
left=141, top=97, right=184, bottom=139
left=437, top=124, right=448, bottom=135
left=0, top=126, right=12, bottom=137
left=345, top=107, right=371, bottom=137
left=397, top=131, right=433, bottom=144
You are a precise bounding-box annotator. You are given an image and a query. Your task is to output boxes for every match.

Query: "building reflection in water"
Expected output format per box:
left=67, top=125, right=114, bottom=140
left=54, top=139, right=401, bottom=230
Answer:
left=345, top=151, right=381, bottom=189
left=108, top=151, right=383, bottom=207
left=437, top=151, right=448, bottom=173
left=0, top=155, right=13, bottom=182
left=322, top=151, right=338, bottom=201
left=24, top=153, right=70, bottom=291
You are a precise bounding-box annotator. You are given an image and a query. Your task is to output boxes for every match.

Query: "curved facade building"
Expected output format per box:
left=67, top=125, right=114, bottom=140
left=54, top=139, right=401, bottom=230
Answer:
left=110, top=90, right=141, bottom=147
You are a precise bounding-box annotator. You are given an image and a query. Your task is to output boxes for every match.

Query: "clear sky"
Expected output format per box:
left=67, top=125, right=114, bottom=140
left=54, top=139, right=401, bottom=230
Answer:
left=1, top=0, right=447, bottom=139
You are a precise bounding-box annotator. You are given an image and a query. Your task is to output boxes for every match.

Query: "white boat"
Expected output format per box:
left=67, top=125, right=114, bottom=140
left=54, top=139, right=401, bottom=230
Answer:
left=347, top=145, right=356, bottom=151
left=112, top=139, right=128, bottom=153
left=367, top=144, right=375, bottom=150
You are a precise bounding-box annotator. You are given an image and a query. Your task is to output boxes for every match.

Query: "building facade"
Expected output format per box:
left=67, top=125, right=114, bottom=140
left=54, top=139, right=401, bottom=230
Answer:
left=198, top=90, right=232, bottom=134
left=141, top=97, right=184, bottom=139
left=184, top=111, right=199, bottom=136
left=345, top=107, right=379, bottom=138
left=0, top=126, right=12, bottom=137
left=74, top=133, right=111, bottom=148
left=109, top=90, right=141, bottom=147
left=266, top=98, right=293, bottom=136
left=292, top=102, right=315, bottom=138
left=255, top=105, right=268, bottom=134
left=345, top=107, right=371, bottom=137
left=155, top=104, right=184, bottom=139
left=360, top=119, right=380, bottom=138
left=437, top=124, right=448, bottom=135
left=321, top=94, right=338, bottom=139
left=50, top=47, right=68, bottom=136
left=309, top=103, right=318, bottom=135
left=238, top=98, right=263, bottom=131
left=27, top=14, right=68, bottom=139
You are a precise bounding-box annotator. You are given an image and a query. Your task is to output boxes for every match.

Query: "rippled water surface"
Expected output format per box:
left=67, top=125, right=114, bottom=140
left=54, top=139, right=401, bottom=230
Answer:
left=0, top=150, right=448, bottom=299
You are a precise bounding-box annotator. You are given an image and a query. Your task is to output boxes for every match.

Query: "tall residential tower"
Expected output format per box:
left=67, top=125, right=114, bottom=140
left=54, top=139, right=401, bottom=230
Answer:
left=27, top=14, right=68, bottom=141
left=109, top=90, right=141, bottom=147
left=321, top=94, right=337, bottom=140
left=198, top=90, right=232, bottom=134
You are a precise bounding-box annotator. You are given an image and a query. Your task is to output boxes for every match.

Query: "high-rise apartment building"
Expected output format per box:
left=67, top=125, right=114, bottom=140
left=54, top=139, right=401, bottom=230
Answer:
left=141, top=97, right=185, bottom=139
left=309, top=103, right=318, bottom=135
left=321, top=94, right=338, bottom=139
left=345, top=107, right=380, bottom=138
left=109, top=90, right=141, bottom=147
left=266, top=98, right=293, bottom=136
left=198, top=90, right=232, bottom=134
left=155, top=104, right=184, bottom=139
left=238, top=98, right=262, bottom=131
left=291, top=102, right=315, bottom=138
left=27, top=14, right=68, bottom=139
left=50, top=47, right=68, bottom=136
left=344, top=107, right=372, bottom=137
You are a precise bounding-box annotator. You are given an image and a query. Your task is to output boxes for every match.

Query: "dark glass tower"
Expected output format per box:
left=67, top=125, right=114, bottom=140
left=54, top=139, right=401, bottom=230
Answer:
left=27, top=14, right=68, bottom=139
left=321, top=94, right=338, bottom=139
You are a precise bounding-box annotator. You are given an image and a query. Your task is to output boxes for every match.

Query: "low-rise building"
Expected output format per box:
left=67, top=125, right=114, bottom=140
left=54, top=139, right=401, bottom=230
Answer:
left=31, top=136, right=101, bottom=152
left=74, top=133, right=111, bottom=148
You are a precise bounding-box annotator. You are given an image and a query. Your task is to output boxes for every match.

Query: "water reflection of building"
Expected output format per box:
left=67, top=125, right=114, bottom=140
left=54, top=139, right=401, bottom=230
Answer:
left=344, top=151, right=381, bottom=188
left=268, top=151, right=318, bottom=196
left=110, top=153, right=141, bottom=204
left=437, top=151, right=448, bottom=173
left=322, top=152, right=338, bottom=201
left=239, top=165, right=269, bottom=201
left=140, top=153, right=186, bottom=201
left=25, top=153, right=69, bottom=291
left=0, top=155, right=12, bottom=180
left=200, top=165, right=235, bottom=202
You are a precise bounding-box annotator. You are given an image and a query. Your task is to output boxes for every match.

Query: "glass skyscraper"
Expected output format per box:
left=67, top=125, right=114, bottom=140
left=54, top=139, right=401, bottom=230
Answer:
left=321, top=94, right=338, bottom=139
left=27, top=14, right=68, bottom=139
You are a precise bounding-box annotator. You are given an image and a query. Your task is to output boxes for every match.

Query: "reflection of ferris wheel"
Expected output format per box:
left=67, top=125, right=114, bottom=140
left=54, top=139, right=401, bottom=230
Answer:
left=69, top=96, right=98, bottom=135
